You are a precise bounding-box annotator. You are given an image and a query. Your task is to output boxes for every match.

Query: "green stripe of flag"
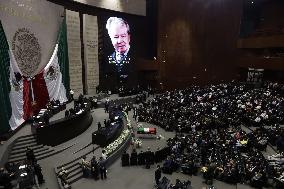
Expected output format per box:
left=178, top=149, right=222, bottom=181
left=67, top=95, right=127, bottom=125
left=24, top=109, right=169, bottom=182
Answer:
left=0, top=20, right=12, bottom=133
left=57, top=16, right=70, bottom=94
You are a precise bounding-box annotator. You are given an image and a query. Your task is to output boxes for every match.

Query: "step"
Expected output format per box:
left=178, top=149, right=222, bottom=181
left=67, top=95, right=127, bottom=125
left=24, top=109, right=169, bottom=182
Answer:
left=36, top=150, right=57, bottom=161
left=16, top=134, right=36, bottom=140
left=67, top=169, right=82, bottom=180
left=10, top=145, right=44, bottom=155
left=56, top=145, right=99, bottom=170
left=9, top=147, right=51, bottom=159
left=35, top=149, right=55, bottom=157
left=8, top=149, right=54, bottom=163
left=8, top=156, right=26, bottom=164
left=13, top=139, right=37, bottom=146
left=16, top=136, right=37, bottom=143
left=65, top=162, right=81, bottom=171
left=57, top=158, right=79, bottom=170
left=12, top=142, right=38, bottom=150
left=67, top=163, right=81, bottom=174
left=68, top=174, right=83, bottom=185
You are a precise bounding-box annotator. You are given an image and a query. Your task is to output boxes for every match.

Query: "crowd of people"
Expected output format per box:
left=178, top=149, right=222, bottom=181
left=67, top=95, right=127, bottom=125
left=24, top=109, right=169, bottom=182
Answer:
left=138, top=82, right=284, bottom=132
left=0, top=148, right=45, bottom=188
left=135, top=82, right=284, bottom=188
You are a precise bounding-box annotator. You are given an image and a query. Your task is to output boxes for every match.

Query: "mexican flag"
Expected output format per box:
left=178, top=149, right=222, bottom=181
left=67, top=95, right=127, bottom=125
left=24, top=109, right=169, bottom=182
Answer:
left=0, top=18, right=70, bottom=133
left=47, top=16, right=70, bottom=99
left=44, top=17, right=70, bottom=104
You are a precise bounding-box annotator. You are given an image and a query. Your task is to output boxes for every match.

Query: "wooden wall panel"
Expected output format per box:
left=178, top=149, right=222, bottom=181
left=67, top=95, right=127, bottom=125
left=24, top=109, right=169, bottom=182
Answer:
left=156, top=0, right=284, bottom=90
left=157, top=0, right=243, bottom=89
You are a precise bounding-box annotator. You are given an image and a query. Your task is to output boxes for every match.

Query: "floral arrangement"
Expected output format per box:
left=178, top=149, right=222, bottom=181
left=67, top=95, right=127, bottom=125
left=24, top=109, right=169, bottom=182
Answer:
left=123, top=111, right=132, bottom=129
left=132, top=138, right=142, bottom=148
left=103, top=129, right=130, bottom=156
left=103, top=111, right=134, bottom=156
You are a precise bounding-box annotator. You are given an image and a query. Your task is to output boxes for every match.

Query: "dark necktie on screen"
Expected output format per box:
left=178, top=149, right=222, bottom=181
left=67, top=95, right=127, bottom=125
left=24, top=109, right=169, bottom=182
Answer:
left=116, top=53, right=125, bottom=63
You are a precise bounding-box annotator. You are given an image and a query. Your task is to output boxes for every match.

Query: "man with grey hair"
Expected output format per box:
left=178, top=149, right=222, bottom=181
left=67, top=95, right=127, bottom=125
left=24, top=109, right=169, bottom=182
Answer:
left=106, top=17, right=131, bottom=66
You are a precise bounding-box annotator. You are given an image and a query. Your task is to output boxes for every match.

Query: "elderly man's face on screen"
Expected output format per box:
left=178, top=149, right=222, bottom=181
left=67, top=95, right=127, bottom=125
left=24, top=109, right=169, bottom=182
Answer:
left=108, top=23, right=130, bottom=54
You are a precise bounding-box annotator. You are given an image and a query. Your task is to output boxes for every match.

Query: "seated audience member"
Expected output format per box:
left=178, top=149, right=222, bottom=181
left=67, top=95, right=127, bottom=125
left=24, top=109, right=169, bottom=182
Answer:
left=78, top=94, right=84, bottom=104
left=69, top=108, right=75, bottom=116
left=163, top=156, right=174, bottom=174
left=43, top=111, right=50, bottom=125
left=90, top=97, right=98, bottom=109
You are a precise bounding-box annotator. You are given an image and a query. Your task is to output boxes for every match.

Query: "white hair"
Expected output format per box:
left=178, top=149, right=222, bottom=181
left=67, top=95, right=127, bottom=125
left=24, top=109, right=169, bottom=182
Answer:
left=106, top=17, right=130, bottom=36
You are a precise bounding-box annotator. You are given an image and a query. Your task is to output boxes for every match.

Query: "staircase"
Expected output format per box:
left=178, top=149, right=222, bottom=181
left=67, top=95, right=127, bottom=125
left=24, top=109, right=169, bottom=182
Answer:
left=55, top=145, right=99, bottom=187
left=7, top=134, right=55, bottom=164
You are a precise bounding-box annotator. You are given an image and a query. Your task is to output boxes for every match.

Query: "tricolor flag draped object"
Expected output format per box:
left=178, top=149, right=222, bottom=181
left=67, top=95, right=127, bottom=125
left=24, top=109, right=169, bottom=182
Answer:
left=137, top=128, right=156, bottom=135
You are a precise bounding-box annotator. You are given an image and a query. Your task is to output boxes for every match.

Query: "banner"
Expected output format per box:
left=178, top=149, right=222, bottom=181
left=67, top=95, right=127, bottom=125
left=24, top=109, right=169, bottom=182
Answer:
left=83, top=14, right=99, bottom=94
left=66, top=10, right=83, bottom=95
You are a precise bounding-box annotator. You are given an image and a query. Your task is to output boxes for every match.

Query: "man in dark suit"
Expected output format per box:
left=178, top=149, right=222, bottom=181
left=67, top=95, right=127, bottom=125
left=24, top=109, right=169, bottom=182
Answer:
left=121, top=151, right=130, bottom=166
left=155, top=165, right=162, bottom=185
left=26, top=147, right=36, bottom=163
left=99, top=157, right=107, bottom=180
left=130, top=149, right=138, bottom=166
left=106, top=17, right=131, bottom=67
left=144, top=147, right=152, bottom=169
left=34, top=163, right=45, bottom=185
left=138, top=150, right=145, bottom=165
left=91, top=156, right=99, bottom=180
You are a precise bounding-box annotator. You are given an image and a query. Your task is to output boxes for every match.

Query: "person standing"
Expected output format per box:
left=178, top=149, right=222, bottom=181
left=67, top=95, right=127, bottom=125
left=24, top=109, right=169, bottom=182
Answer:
left=97, top=122, right=102, bottom=130
left=34, top=163, right=45, bottom=185
left=91, top=156, right=99, bottom=180
left=26, top=147, right=36, bottom=164
left=102, top=150, right=107, bottom=160
left=99, top=157, right=107, bottom=180
left=105, top=98, right=110, bottom=113
left=155, top=165, right=162, bottom=186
